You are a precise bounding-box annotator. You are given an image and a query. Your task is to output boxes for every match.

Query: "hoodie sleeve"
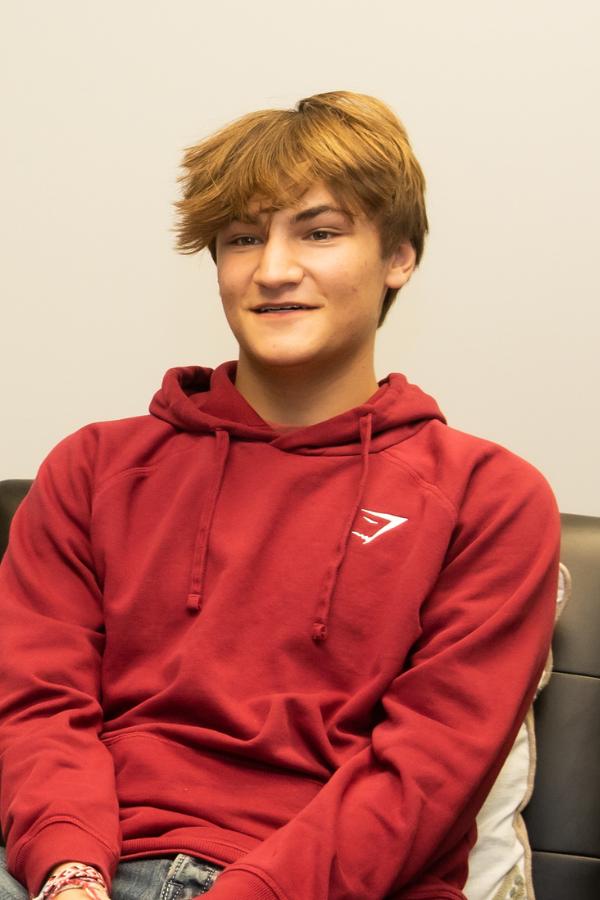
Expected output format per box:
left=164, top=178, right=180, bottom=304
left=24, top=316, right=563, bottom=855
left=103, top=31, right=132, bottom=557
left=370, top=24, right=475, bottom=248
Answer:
left=0, top=429, right=121, bottom=895
left=205, top=452, right=561, bottom=900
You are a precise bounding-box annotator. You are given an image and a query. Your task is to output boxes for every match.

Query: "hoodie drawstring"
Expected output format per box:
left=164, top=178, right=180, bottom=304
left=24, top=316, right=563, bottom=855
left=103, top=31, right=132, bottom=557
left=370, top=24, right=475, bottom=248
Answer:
left=186, top=428, right=231, bottom=613
left=185, top=415, right=373, bottom=641
left=311, top=413, right=373, bottom=643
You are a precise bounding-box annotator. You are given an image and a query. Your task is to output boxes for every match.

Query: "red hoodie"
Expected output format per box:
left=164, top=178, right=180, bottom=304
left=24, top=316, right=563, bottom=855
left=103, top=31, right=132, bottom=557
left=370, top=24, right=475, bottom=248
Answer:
left=0, top=361, right=560, bottom=900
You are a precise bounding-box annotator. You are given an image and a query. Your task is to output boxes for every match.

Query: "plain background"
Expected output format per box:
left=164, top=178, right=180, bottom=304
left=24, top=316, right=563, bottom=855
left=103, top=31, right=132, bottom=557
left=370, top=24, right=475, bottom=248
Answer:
left=1, top=0, right=598, bottom=516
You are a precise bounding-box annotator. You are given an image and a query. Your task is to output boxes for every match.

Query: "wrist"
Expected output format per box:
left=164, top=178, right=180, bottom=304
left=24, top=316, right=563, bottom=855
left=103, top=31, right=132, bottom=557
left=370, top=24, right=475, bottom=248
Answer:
left=32, top=863, right=108, bottom=900
left=50, top=861, right=87, bottom=876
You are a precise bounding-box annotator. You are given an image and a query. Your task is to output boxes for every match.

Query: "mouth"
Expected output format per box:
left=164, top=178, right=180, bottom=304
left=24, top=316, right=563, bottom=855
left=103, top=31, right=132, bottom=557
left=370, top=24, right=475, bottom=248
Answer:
left=251, top=304, right=318, bottom=315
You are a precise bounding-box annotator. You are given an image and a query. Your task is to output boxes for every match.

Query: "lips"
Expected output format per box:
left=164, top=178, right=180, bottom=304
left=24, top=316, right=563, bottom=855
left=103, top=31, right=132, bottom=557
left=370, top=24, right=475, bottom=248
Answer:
left=252, top=304, right=317, bottom=314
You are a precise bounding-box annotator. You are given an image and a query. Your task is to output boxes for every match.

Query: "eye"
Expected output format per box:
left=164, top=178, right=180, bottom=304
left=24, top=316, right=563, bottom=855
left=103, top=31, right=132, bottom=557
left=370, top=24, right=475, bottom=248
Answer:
left=230, top=235, right=261, bottom=246
left=308, top=229, right=337, bottom=241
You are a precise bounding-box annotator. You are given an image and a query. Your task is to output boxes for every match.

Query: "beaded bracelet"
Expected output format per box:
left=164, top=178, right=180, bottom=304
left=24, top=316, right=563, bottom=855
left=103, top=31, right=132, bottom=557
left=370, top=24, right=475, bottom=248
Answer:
left=48, top=882, right=105, bottom=900
left=31, top=864, right=108, bottom=900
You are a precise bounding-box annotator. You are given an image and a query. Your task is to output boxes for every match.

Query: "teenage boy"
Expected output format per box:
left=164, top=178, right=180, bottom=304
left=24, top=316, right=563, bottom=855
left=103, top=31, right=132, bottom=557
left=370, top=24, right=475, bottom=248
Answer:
left=0, top=91, right=560, bottom=900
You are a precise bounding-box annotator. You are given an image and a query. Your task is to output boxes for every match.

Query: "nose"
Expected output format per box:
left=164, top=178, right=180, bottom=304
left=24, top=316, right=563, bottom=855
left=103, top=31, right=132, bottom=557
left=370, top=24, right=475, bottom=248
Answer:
left=252, top=235, right=303, bottom=289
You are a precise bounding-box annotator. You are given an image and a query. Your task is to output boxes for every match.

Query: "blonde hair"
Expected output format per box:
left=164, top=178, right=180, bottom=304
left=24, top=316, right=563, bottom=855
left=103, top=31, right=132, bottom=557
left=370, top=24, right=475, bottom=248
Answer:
left=174, top=90, right=428, bottom=326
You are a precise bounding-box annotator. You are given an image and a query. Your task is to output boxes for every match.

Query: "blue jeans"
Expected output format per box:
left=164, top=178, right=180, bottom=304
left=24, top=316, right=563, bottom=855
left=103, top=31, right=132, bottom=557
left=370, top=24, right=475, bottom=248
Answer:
left=0, top=848, right=223, bottom=899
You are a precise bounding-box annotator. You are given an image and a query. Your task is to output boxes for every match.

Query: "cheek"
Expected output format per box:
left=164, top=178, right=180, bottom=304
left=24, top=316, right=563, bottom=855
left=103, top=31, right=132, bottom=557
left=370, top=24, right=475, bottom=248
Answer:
left=216, top=282, right=239, bottom=327
left=217, top=257, right=255, bottom=301
left=216, top=264, right=228, bottom=294
left=330, top=262, right=385, bottom=312
left=216, top=268, right=239, bottom=309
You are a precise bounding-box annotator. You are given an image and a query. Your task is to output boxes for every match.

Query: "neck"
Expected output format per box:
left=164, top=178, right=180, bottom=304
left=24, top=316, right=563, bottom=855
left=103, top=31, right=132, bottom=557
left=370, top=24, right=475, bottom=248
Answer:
left=234, top=349, right=379, bottom=427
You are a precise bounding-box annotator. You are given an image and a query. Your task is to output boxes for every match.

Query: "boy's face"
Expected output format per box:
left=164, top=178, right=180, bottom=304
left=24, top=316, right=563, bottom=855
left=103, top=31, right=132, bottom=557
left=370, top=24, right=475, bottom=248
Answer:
left=215, top=182, right=415, bottom=375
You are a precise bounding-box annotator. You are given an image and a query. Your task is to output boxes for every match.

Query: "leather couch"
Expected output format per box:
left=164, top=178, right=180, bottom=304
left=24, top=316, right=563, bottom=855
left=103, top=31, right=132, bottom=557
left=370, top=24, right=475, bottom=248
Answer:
left=523, top=512, right=600, bottom=898
left=0, top=479, right=599, bottom=899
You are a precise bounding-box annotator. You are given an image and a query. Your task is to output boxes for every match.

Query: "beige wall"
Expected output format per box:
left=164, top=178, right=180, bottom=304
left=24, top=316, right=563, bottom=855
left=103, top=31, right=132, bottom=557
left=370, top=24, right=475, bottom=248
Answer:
left=1, top=0, right=598, bottom=515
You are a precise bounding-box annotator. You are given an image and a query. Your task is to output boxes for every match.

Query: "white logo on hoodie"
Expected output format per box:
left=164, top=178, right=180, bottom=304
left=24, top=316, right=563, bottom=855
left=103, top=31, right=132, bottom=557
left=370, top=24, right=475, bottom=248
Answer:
left=351, top=509, right=408, bottom=545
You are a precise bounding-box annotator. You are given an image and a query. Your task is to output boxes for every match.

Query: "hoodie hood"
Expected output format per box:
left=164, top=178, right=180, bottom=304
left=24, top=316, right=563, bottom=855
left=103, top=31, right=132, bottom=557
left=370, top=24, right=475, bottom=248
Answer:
left=149, top=360, right=446, bottom=641
left=149, top=360, right=445, bottom=454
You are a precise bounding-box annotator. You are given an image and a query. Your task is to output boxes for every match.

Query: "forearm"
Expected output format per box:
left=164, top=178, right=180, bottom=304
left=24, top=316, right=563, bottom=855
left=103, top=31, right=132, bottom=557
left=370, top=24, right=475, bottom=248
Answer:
left=0, top=433, right=121, bottom=894
left=208, top=464, right=561, bottom=899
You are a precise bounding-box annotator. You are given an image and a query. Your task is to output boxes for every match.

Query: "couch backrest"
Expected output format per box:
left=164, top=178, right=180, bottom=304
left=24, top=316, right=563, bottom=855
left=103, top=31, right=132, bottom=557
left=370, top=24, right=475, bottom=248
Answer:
left=0, top=480, right=31, bottom=559
left=523, top=513, right=600, bottom=898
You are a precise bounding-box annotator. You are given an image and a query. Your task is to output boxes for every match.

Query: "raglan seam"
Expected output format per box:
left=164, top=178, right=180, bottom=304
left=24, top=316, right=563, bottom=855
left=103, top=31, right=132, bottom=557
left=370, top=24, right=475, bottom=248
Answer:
left=92, top=444, right=209, bottom=499
left=381, top=448, right=459, bottom=519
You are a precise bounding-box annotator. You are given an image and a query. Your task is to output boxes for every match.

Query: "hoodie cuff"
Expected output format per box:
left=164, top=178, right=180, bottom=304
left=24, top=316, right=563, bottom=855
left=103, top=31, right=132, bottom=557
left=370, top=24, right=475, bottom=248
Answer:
left=13, top=821, right=117, bottom=897
left=204, top=866, right=282, bottom=900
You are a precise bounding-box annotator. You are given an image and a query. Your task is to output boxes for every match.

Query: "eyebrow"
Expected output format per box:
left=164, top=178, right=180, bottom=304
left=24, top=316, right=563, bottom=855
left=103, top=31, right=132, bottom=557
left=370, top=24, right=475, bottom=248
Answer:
left=292, top=204, right=354, bottom=224
left=231, top=204, right=354, bottom=227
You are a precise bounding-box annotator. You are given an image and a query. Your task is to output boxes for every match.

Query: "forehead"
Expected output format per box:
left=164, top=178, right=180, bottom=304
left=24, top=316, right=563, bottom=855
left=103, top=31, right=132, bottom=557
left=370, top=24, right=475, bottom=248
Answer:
left=238, top=182, right=358, bottom=224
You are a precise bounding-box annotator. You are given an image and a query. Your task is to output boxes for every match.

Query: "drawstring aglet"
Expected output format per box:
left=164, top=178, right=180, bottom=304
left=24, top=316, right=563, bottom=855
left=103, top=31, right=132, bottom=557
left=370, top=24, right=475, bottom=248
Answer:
left=312, top=621, right=328, bottom=642
left=186, top=592, right=202, bottom=613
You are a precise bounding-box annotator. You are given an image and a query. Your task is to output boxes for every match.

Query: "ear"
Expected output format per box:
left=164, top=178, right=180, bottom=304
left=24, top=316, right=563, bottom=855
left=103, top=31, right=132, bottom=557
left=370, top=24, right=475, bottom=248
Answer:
left=384, top=242, right=417, bottom=290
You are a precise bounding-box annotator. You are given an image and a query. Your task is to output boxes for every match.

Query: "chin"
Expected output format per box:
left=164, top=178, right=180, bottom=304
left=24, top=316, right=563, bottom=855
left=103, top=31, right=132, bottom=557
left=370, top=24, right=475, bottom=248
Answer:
left=247, top=346, right=324, bottom=371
